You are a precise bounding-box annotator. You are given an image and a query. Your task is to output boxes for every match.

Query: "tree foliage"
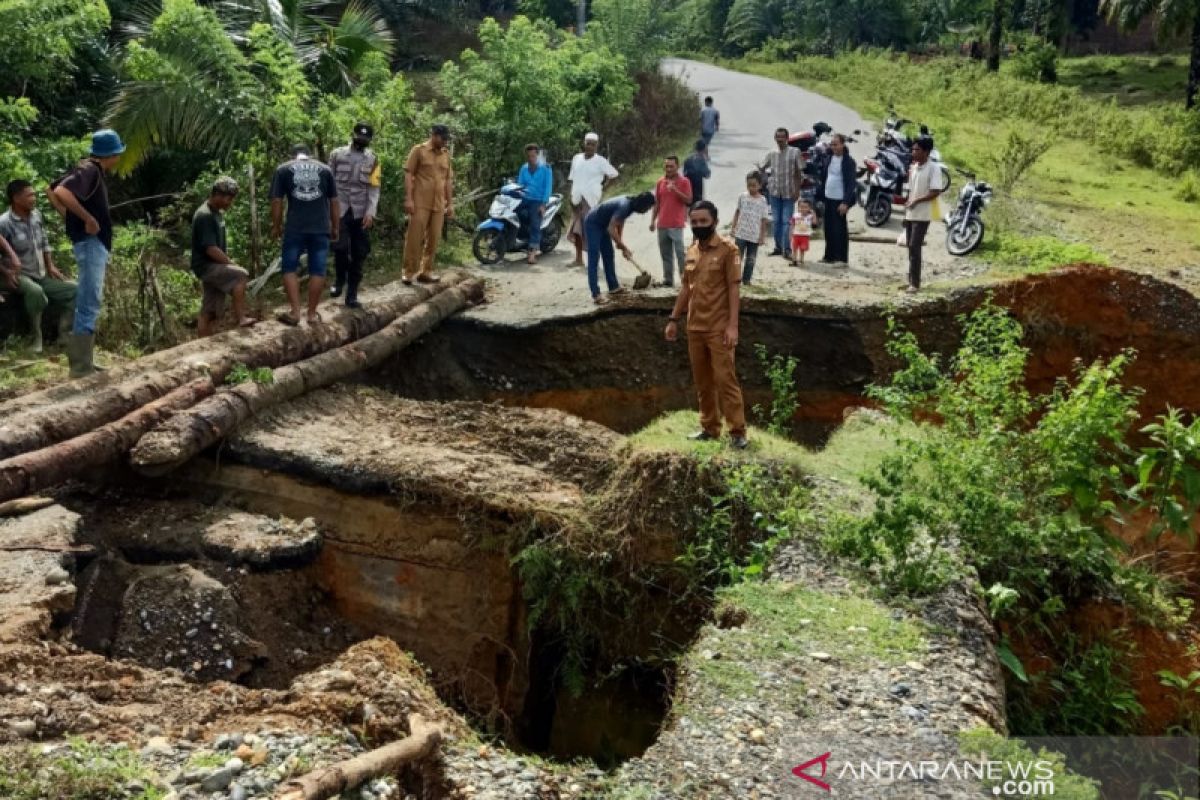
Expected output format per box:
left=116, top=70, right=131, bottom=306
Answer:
left=439, top=15, right=635, bottom=190
left=0, top=0, right=111, bottom=99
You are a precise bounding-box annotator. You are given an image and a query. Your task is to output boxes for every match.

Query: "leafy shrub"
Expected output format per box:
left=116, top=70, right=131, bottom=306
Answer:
left=834, top=300, right=1188, bottom=625
left=1177, top=171, right=1200, bottom=204
left=984, top=127, right=1054, bottom=191
left=98, top=223, right=198, bottom=350
left=751, top=344, right=799, bottom=437
left=1008, top=34, right=1058, bottom=84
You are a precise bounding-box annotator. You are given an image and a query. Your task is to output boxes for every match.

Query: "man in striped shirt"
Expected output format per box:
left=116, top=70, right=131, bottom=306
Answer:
left=759, top=128, right=804, bottom=259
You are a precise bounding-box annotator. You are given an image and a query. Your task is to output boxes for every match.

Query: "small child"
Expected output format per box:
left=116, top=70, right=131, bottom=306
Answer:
left=790, top=200, right=816, bottom=266
left=730, top=171, right=771, bottom=285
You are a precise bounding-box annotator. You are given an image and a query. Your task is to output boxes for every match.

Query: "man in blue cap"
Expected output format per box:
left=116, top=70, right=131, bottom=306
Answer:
left=48, top=128, right=124, bottom=378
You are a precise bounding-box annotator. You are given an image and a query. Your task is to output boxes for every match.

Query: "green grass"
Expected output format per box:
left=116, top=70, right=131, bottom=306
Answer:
left=681, top=580, right=926, bottom=702
left=0, top=739, right=166, bottom=800
left=958, top=728, right=1102, bottom=799
left=724, top=53, right=1200, bottom=275
left=627, top=410, right=812, bottom=469
left=1056, top=54, right=1189, bottom=107
left=185, top=750, right=228, bottom=770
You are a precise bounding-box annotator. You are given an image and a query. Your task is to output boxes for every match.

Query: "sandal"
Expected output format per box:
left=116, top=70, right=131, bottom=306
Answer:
left=593, top=294, right=609, bottom=306
left=238, top=317, right=258, bottom=328
left=276, top=312, right=300, bottom=327
left=307, top=312, right=323, bottom=325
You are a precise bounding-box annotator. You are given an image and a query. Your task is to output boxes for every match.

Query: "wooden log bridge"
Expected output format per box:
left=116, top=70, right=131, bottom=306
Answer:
left=0, top=273, right=484, bottom=501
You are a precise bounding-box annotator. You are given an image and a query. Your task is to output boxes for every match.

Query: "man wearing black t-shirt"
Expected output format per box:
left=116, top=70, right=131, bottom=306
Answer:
left=270, top=144, right=339, bottom=326
left=48, top=128, right=124, bottom=378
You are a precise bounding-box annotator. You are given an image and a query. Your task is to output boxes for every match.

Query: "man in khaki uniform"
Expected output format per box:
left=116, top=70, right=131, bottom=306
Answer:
left=402, top=123, right=454, bottom=284
left=665, top=200, right=748, bottom=449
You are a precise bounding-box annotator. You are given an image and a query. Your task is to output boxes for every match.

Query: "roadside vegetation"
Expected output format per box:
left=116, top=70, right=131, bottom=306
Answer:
left=0, top=0, right=693, bottom=388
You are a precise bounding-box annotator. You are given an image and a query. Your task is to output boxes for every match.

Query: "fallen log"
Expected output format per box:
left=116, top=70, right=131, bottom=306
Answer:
left=274, top=714, right=443, bottom=800
left=130, top=278, right=484, bottom=475
left=0, top=377, right=214, bottom=502
left=0, top=496, right=55, bottom=516
left=0, top=272, right=473, bottom=460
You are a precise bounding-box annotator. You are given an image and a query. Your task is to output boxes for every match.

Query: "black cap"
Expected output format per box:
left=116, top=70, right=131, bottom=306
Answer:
left=353, top=122, right=374, bottom=138
left=431, top=123, right=451, bottom=139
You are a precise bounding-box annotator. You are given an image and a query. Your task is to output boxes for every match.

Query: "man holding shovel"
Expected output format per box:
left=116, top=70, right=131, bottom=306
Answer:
left=584, top=191, right=655, bottom=305
left=665, top=200, right=748, bottom=449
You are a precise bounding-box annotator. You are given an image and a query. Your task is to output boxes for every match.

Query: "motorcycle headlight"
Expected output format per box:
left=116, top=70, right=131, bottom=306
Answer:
left=981, top=194, right=992, bottom=207
left=959, top=185, right=970, bottom=200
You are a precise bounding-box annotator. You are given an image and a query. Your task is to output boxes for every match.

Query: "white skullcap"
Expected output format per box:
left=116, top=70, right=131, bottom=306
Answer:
left=584, top=132, right=600, bottom=143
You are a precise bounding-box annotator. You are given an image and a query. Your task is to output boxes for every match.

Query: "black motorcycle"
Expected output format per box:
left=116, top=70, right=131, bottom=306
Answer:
left=944, top=169, right=993, bottom=256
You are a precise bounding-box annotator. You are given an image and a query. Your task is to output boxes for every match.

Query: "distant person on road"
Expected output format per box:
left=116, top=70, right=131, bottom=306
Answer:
left=192, top=177, right=255, bottom=337
left=902, top=135, right=946, bottom=294
left=48, top=128, right=125, bottom=378
left=664, top=200, right=747, bottom=450
left=403, top=123, right=455, bottom=285
left=517, top=143, right=553, bottom=265
left=650, top=156, right=693, bottom=287
left=760, top=127, right=804, bottom=259
left=584, top=191, right=655, bottom=306
left=683, top=140, right=711, bottom=202
left=790, top=199, right=816, bottom=267
left=567, top=132, right=618, bottom=267
left=270, top=143, right=339, bottom=326
left=816, top=133, right=857, bottom=266
left=0, top=180, right=75, bottom=353
left=729, top=171, right=770, bottom=285
left=700, top=96, right=720, bottom=146
left=328, top=121, right=381, bottom=308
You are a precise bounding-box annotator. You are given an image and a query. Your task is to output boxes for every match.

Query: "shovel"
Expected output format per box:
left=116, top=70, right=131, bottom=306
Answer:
left=624, top=254, right=653, bottom=290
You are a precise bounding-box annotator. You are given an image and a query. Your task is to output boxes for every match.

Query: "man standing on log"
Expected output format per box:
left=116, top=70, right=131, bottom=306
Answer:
left=48, top=128, right=124, bottom=378
left=270, top=144, right=339, bottom=326
left=192, top=177, right=256, bottom=336
left=664, top=200, right=748, bottom=450
left=0, top=180, right=76, bottom=353
left=329, top=122, right=380, bottom=308
left=402, top=123, right=454, bottom=286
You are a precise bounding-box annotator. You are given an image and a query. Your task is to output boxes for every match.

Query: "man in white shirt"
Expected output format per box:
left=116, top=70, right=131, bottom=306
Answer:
left=567, top=132, right=618, bottom=267
left=902, top=136, right=945, bottom=294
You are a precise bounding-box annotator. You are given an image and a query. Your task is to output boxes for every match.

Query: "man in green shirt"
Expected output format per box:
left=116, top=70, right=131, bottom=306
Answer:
left=192, top=177, right=255, bottom=336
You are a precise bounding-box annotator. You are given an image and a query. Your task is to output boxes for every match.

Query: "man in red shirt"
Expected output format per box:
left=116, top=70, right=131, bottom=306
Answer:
left=649, top=156, right=693, bottom=287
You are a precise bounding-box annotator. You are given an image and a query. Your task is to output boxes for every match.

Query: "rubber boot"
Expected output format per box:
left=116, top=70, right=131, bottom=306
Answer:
left=67, top=333, right=96, bottom=379
left=29, top=313, right=43, bottom=354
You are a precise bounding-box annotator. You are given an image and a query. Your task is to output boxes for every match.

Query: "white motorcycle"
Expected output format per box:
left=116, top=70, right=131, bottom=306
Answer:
left=472, top=181, right=564, bottom=265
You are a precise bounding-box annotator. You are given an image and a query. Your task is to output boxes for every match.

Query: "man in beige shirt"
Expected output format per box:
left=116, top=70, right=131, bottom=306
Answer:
left=902, top=135, right=946, bottom=294
left=665, top=200, right=748, bottom=449
left=403, top=123, right=454, bottom=284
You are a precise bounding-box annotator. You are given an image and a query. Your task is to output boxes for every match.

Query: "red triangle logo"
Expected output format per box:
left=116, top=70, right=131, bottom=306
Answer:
left=792, top=752, right=832, bottom=792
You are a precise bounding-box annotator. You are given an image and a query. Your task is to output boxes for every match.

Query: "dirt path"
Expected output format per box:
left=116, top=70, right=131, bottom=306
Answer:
left=465, top=59, right=984, bottom=327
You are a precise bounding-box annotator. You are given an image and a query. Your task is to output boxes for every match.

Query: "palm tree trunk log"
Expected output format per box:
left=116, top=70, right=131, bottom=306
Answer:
left=0, top=271, right=472, bottom=460
left=274, top=714, right=443, bottom=800
left=130, top=278, right=484, bottom=476
left=0, top=377, right=215, bottom=502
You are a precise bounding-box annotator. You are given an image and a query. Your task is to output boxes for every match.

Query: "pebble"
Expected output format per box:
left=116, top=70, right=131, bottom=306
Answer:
left=808, top=652, right=832, bottom=661
left=229, top=785, right=248, bottom=800
left=200, top=766, right=235, bottom=792
left=748, top=728, right=766, bottom=744
left=904, top=660, right=926, bottom=672
left=225, top=756, right=244, bottom=774
left=44, top=567, right=70, bottom=586
left=77, top=711, right=99, bottom=729
left=9, top=718, right=36, bottom=738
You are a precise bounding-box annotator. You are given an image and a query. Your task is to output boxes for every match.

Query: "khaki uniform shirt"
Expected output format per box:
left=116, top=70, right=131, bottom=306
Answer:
left=405, top=140, right=452, bottom=213
left=329, top=145, right=381, bottom=220
left=684, top=235, right=741, bottom=332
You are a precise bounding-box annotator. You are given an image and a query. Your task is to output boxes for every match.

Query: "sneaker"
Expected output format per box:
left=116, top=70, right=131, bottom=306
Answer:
left=593, top=294, right=609, bottom=306
left=416, top=274, right=441, bottom=284
left=730, top=435, right=749, bottom=450
left=688, top=431, right=718, bottom=442
left=330, top=286, right=343, bottom=298
left=402, top=277, right=413, bottom=286
left=768, top=248, right=782, bottom=257
left=609, top=286, right=628, bottom=295
left=346, top=300, right=363, bottom=309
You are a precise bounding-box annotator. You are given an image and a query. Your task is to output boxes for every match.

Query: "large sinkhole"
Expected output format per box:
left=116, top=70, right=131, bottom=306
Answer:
left=59, top=265, right=1200, bottom=765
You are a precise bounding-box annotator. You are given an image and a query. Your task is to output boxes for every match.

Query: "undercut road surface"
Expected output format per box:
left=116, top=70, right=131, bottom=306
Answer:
left=465, top=59, right=983, bottom=326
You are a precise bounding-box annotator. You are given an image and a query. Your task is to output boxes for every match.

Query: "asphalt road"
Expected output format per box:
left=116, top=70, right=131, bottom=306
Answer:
left=464, top=59, right=983, bottom=325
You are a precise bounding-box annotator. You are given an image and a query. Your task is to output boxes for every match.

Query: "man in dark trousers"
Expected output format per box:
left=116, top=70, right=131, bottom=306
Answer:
left=329, top=122, right=381, bottom=308
left=665, top=200, right=748, bottom=450
left=683, top=140, right=711, bottom=202
left=903, top=136, right=945, bottom=293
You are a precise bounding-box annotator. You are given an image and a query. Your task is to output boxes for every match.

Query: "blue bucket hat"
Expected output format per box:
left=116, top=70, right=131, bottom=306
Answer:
left=90, top=129, right=126, bottom=158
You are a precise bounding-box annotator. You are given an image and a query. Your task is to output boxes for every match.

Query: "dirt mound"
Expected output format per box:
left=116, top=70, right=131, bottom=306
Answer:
left=110, top=564, right=268, bottom=682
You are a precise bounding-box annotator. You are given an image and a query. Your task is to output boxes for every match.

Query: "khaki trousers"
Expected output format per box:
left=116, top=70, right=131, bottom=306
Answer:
left=403, top=207, right=445, bottom=279
left=687, top=330, right=746, bottom=437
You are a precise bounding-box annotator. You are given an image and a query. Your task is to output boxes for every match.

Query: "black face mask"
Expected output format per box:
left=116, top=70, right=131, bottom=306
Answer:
left=691, top=224, right=716, bottom=241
